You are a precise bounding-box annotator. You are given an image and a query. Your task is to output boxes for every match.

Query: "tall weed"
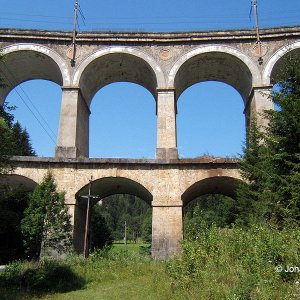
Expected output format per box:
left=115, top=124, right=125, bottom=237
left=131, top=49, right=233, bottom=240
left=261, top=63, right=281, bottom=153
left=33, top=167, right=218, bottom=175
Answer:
left=167, top=223, right=300, bottom=299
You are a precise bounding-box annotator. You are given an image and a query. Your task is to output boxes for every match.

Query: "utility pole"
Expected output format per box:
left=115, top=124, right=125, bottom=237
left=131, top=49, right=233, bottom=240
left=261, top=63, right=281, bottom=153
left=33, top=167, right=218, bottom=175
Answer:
left=253, top=0, right=263, bottom=63
left=71, top=0, right=79, bottom=66
left=80, top=176, right=100, bottom=258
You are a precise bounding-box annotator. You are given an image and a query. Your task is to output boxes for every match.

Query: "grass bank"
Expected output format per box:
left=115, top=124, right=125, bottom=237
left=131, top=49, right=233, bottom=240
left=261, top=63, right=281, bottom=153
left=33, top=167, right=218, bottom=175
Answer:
left=1, top=225, right=300, bottom=299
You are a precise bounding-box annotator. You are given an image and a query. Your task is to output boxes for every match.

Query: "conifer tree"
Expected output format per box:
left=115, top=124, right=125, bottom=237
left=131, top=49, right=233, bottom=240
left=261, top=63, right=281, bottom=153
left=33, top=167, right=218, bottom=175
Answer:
left=21, top=172, right=72, bottom=258
left=235, top=118, right=273, bottom=225
left=263, top=53, right=300, bottom=227
left=11, top=121, right=36, bottom=156
left=0, top=105, right=36, bottom=173
left=236, top=53, right=300, bottom=228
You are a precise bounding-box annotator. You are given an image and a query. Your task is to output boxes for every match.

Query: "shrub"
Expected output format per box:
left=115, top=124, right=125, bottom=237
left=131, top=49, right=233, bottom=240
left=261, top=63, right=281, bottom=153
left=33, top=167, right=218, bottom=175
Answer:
left=0, top=259, right=85, bottom=293
left=167, top=223, right=300, bottom=299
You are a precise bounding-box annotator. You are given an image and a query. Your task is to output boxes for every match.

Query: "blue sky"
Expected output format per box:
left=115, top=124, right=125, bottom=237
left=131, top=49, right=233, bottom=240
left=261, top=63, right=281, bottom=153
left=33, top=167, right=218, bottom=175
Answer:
left=2, top=1, right=300, bottom=158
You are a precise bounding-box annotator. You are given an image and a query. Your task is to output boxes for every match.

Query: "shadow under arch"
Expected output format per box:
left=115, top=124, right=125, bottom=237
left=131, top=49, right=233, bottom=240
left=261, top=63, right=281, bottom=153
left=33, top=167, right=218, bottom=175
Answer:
left=182, top=176, right=242, bottom=208
left=73, top=47, right=164, bottom=104
left=73, top=176, right=153, bottom=253
left=0, top=44, right=69, bottom=104
left=0, top=174, right=37, bottom=191
left=168, top=46, right=259, bottom=104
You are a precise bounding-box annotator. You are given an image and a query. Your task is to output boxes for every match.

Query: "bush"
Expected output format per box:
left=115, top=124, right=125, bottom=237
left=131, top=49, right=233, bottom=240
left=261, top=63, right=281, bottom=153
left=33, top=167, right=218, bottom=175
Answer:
left=167, top=223, right=300, bottom=299
left=0, top=259, right=85, bottom=294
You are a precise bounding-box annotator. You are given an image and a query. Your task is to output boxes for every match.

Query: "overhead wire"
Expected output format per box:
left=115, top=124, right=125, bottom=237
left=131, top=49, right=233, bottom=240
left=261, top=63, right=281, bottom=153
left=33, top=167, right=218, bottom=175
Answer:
left=0, top=62, right=57, bottom=144
left=0, top=9, right=299, bottom=30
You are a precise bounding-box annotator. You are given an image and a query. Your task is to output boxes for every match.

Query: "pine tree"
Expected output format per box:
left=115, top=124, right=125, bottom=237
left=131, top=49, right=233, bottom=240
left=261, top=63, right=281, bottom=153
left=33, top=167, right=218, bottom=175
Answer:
left=0, top=105, right=15, bottom=173
left=236, top=53, right=300, bottom=228
left=11, top=121, right=36, bottom=156
left=235, top=118, right=273, bottom=225
left=0, top=105, right=36, bottom=173
left=263, top=53, right=300, bottom=227
left=21, top=172, right=72, bottom=259
left=90, top=203, right=113, bottom=250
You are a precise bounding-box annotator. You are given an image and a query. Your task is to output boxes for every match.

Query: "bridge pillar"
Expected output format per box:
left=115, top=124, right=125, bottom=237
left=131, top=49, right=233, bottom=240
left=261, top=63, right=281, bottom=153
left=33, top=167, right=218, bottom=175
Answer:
left=156, top=89, right=178, bottom=160
left=152, top=205, right=183, bottom=259
left=55, top=88, right=90, bottom=158
left=246, top=86, right=273, bottom=130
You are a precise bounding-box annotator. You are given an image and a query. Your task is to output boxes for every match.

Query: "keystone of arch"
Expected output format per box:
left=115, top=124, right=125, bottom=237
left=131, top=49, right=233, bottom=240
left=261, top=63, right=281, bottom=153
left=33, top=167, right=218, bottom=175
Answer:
left=72, top=46, right=166, bottom=92
left=2, top=43, right=71, bottom=86
left=168, top=45, right=261, bottom=96
left=263, top=41, right=300, bottom=85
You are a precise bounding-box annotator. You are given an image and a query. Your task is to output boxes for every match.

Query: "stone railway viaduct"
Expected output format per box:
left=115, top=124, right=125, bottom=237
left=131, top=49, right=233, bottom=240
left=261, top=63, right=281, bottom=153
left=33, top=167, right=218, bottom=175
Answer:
left=0, top=26, right=300, bottom=258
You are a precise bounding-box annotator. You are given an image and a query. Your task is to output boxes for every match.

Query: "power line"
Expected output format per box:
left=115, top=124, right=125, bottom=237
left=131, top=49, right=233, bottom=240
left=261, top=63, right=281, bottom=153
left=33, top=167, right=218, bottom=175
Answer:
left=0, top=63, right=57, bottom=144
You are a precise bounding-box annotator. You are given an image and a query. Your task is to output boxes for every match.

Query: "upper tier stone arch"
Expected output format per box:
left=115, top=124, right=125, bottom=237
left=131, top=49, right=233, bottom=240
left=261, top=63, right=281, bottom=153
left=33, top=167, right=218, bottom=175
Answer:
left=73, top=47, right=166, bottom=105
left=0, top=44, right=70, bottom=105
left=263, top=40, right=300, bottom=85
left=168, top=45, right=261, bottom=104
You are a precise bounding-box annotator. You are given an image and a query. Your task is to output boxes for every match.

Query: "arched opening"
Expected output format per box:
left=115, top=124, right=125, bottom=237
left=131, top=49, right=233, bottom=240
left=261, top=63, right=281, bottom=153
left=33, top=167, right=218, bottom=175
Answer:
left=78, top=52, right=158, bottom=104
left=0, top=48, right=65, bottom=157
left=76, top=51, right=159, bottom=159
left=5, top=80, right=62, bottom=157
left=0, top=175, right=37, bottom=264
left=74, top=177, right=153, bottom=254
left=177, top=82, right=245, bottom=157
left=90, top=82, right=156, bottom=158
left=182, top=176, right=241, bottom=238
left=174, top=51, right=253, bottom=102
left=269, top=48, right=300, bottom=112
left=269, top=48, right=300, bottom=83
left=174, top=51, right=253, bottom=158
left=0, top=48, right=64, bottom=104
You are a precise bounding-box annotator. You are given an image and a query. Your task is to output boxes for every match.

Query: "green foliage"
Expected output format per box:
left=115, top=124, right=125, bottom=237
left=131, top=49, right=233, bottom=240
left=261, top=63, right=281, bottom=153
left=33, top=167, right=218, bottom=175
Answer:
left=1, top=233, right=299, bottom=300
left=236, top=53, right=300, bottom=228
left=0, top=104, right=36, bottom=174
left=167, top=224, right=300, bottom=299
left=90, top=203, right=113, bottom=250
left=0, top=185, right=29, bottom=264
left=141, top=209, right=152, bottom=243
left=95, top=194, right=152, bottom=242
left=263, top=53, right=300, bottom=227
left=21, top=172, right=72, bottom=259
left=236, top=119, right=273, bottom=226
left=0, top=259, right=85, bottom=294
left=184, top=194, right=237, bottom=235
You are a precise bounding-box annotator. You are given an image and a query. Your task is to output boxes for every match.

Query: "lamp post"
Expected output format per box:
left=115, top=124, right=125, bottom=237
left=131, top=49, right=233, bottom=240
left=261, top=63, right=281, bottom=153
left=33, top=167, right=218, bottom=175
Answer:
left=80, top=176, right=100, bottom=258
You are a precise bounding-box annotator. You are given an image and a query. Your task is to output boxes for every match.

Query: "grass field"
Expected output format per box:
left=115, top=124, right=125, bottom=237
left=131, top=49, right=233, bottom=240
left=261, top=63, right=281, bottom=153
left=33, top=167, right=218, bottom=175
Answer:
left=110, top=242, right=151, bottom=254
left=0, top=244, right=182, bottom=300
left=1, top=226, right=300, bottom=299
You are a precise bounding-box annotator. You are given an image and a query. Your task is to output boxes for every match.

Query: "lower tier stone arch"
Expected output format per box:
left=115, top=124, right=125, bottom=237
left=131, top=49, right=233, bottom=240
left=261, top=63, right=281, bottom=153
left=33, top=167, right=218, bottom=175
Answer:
left=72, top=176, right=153, bottom=252
left=181, top=175, right=242, bottom=208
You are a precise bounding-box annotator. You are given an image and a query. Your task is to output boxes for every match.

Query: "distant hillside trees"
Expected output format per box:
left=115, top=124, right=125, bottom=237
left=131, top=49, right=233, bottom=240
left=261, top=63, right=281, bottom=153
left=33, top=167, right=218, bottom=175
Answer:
left=91, top=194, right=152, bottom=244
